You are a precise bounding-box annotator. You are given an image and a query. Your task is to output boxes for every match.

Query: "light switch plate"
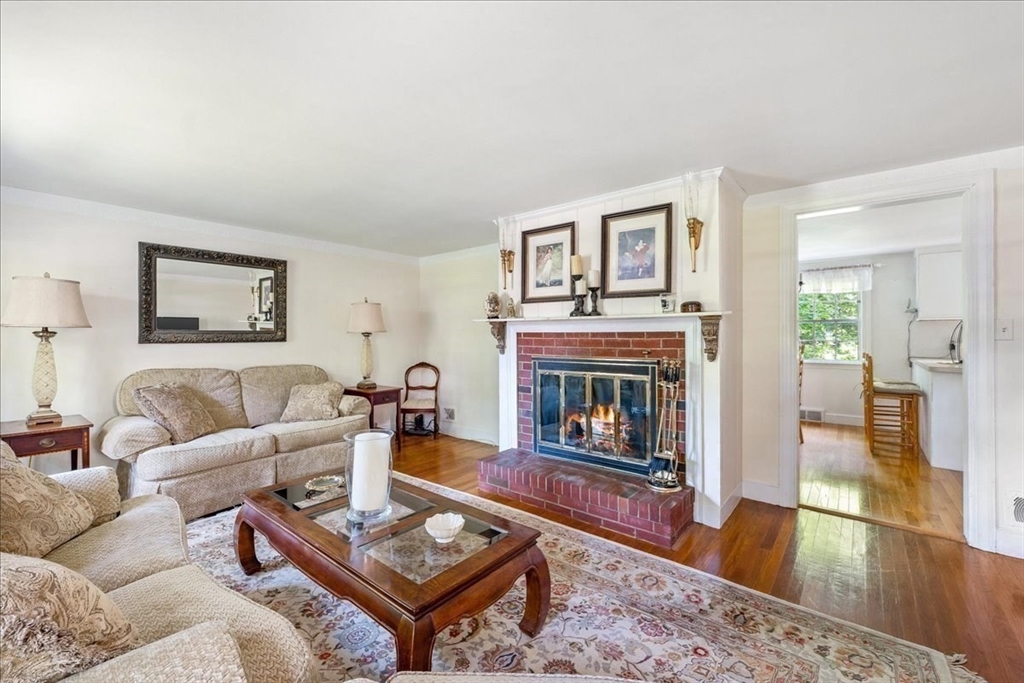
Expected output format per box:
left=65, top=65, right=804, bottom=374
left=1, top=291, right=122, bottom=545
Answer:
left=995, top=319, right=1014, bottom=341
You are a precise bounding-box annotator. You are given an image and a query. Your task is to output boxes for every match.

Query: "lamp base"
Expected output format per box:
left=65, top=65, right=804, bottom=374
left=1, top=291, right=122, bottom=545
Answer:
left=356, top=380, right=378, bottom=390
left=27, top=408, right=62, bottom=427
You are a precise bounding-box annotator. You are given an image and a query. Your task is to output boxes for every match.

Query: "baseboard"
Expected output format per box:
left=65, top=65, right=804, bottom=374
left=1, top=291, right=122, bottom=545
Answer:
left=700, top=483, right=744, bottom=529
left=438, top=422, right=498, bottom=446
left=823, top=413, right=864, bottom=427
left=995, top=527, right=1024, bottom=559
left=742, top=480, right=783, bottom=506
left=720, top=482, right=743, bottom=524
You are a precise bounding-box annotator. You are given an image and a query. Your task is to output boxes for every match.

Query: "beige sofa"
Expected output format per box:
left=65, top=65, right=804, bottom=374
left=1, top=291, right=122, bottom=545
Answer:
left=98, top=364, right=371, bottom=521
left=0, top=442, right=317, bottom=683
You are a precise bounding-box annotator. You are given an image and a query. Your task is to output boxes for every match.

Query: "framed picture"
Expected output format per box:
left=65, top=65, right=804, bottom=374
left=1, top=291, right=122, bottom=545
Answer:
left=258, top=276, right=274, bottom=313
left=521, top=222, right=576, bottom=303
left=600, top=203, right=673, bottom=298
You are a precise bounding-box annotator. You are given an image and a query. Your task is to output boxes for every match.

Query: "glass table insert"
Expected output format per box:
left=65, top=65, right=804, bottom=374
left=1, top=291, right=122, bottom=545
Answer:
left=309, top=488, right=437, bottom=539
left=362, top=511, right=509, bottom=584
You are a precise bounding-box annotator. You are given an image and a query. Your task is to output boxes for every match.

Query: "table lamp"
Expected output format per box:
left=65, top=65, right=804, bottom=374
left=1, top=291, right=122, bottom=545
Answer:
left=348, top=298, right=386, bottom=390
left=1, top=273, right=92, bottom=426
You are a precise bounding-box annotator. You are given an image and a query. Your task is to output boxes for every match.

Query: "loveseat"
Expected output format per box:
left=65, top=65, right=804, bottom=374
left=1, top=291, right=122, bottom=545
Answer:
left=98, top=365, right=371, bottom=520
left=0, top=441, right=317, bottom=683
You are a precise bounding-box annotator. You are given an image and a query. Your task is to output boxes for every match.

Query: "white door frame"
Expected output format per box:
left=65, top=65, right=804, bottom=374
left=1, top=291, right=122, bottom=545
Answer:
left=777, top=169, right=996, bottom=552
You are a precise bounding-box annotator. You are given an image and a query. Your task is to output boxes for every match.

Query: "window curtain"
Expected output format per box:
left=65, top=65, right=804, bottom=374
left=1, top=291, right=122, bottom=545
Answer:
left=800, top=265, right=872, bottom=294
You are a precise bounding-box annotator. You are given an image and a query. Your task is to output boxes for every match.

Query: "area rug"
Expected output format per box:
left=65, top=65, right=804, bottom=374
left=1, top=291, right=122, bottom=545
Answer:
left=186, top=473, right=984, bottom=683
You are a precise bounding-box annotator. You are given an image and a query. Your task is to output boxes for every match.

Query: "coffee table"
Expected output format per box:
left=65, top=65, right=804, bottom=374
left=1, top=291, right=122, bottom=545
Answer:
left=234, top=474, right=551, bottom=671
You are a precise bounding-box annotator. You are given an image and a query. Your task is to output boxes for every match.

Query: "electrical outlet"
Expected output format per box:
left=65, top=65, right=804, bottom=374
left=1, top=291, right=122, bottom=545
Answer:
left=443, top=407, right=455, bottom=421
left=995, top=319, right=1014, bottom=341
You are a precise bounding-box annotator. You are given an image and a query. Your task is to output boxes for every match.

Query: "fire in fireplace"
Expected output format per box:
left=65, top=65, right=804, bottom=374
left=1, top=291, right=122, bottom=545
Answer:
left=533, top=357, right=659, bottom=476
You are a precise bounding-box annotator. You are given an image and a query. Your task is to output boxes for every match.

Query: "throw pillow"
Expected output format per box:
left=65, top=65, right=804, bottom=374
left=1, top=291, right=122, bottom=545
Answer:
left=279, top=381, right=345, bottom=422
left=132, top=383, right=217, bottom=444
left=0, top=553, right=140, bottom=683
left=0, top=457, right=95, bottom=558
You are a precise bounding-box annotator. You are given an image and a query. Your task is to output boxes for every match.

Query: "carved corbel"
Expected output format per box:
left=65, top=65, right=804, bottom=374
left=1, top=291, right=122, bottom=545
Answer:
left=488, top=321, right=507, bottom=354
left=699, top=315, right=722, bottom=362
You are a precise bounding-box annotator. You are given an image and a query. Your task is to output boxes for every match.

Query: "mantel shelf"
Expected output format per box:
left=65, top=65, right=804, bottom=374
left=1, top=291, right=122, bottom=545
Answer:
left=475, top=311, right=730, bottom=361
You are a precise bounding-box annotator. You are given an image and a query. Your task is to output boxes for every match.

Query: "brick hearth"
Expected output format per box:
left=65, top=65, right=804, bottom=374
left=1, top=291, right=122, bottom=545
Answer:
left=478, top=449, right=694, bottom=547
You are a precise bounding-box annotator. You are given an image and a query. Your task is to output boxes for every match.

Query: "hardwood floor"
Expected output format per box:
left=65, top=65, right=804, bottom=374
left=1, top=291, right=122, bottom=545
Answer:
left=799, top=422, right=964, bottom=541
left=395, top=433, right=1024, bottom=683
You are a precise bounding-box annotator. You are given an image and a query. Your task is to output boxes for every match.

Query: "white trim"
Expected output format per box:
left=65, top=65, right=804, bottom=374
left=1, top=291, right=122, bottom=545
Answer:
left=742, top=480, right=781, bottom=506
left=440, top=424, right=498, bottom=446
left=775, top=168, right=998, bottom=552
left=0, top=186, right=420, bottom=265
left=995, top=528, right=1024, bottom=559
left=508, top=168, right=725, bottom=222
left=822, top=413, right=864, bottom=427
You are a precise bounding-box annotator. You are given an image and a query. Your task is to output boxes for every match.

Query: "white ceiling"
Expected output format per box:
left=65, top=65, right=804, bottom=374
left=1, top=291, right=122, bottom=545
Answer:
left=797, top=196, right=963, bottom=262
left=1, top=2, right=1021, bottom=256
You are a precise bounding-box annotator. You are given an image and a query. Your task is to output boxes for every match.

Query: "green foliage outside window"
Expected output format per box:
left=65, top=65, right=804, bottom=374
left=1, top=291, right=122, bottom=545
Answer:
left=798, top=292, right=860, bottom=361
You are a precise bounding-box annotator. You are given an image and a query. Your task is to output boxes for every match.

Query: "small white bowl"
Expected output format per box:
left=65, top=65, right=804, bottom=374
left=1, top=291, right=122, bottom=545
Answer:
left=425, top=512, right=465, bottom=544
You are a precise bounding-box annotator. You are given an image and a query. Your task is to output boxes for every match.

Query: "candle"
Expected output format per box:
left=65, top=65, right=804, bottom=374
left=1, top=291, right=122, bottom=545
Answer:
left=588, top=269, right=600, bottom=287
left=574, top=278, right=588, bottom=296
left=570, top=255, right=584, bottom=276
left=349, top=432, right=390, bottom=511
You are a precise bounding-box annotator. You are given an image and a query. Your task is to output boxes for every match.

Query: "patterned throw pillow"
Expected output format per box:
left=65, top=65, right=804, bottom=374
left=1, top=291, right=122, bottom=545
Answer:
left=132, top=383, right=218, bottom=444
left=279, top=381, right=345, bottom=423
left=0, top=553, right=140, bottom=683
left=0, top=456, right=95, bottom=558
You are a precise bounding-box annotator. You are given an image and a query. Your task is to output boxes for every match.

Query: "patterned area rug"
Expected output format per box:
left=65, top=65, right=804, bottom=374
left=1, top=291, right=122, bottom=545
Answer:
left=186, top=474, right=984, bottom=683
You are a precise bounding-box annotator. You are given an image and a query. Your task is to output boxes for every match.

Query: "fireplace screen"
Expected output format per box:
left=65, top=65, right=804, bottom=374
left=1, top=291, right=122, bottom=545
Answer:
left=533, top=357, right=659, bottom=476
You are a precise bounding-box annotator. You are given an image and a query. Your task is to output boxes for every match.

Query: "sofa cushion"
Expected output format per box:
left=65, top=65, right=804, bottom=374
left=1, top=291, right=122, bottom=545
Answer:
left=117, top=368, right=248, bottom=431
left=239, top=364, right=329, bottom=426
left=109, top=565, right=317, bottom=683
left=279, top=381, right=345, bottom=423
left=256, top=414, right=367, bottom=454
left=133, top=383, right=218, bottom=444
left=51, top=467, right=122, bottom=527
left=0, top=553, right=139, bottom=683
left=44, top=494, right=190, bottom=592
left=0, top=455, right=94, bottom=557
left=135, top=429, right=276, bottom=481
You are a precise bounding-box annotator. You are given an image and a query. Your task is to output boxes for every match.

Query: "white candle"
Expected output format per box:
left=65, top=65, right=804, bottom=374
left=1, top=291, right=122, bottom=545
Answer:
left=570, top=255, right=584, bottom=276
left=350, top=432, right=390, bottom=511
left=574, top=278, right=587, bottom=295
left=588, top=270, right=599, bottom=287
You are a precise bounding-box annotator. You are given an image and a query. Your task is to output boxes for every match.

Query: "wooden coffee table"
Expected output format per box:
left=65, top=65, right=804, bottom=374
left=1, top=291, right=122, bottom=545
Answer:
left=234, top=474, right=550, bottom=671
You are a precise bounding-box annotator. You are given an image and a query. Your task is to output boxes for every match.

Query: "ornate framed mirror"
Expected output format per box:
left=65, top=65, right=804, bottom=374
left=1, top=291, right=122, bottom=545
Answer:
left=138, top=242, right=287, bottom=343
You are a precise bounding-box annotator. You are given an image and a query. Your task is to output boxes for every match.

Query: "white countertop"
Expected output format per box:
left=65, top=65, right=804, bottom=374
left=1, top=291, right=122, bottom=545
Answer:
left=910, top=357, right=964, bottom=373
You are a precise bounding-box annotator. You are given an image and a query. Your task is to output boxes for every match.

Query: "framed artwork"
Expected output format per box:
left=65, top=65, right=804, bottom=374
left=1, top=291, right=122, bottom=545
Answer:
left=521, top=222, right=576, bottom=303
left=258, top=276, right=274, bottom=313
left=600, top=203, right=673, bottom=298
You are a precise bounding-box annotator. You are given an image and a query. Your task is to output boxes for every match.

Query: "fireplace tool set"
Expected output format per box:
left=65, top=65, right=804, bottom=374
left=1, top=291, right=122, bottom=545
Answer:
left=647, top=358, right=683, bottom=492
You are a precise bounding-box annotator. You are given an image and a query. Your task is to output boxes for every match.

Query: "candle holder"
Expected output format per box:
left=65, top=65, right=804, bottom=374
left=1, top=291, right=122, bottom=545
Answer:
left=587, top=287, right=601, bottom=316
left=343, top=429, right=394, bottom=522
left=569, top=274, right=587, bottom=317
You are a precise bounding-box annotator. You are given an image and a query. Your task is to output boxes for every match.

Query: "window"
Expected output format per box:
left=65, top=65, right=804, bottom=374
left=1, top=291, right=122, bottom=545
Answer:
left=799, top=292, right=860, bottom=361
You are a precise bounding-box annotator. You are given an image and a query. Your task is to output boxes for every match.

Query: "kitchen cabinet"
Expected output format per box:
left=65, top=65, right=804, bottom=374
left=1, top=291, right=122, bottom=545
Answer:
left=910, top=358, right=964, bottom=471
left=915, top=247, right=962, bottom=320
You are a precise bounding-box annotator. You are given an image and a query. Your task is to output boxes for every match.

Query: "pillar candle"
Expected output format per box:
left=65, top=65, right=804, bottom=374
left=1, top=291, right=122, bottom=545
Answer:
left=349, top=432, right=390, bottom=511
left=588, top=269, right=600, bottom=287
left=575, top=278, right=588, bottom=295
left=570, top=255, right=584, bottom=276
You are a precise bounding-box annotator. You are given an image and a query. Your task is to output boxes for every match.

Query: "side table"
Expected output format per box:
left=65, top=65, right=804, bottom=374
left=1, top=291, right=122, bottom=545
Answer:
left=0, top=415, right=94, bottom=469
left=343, top=385, right=402, bottom=452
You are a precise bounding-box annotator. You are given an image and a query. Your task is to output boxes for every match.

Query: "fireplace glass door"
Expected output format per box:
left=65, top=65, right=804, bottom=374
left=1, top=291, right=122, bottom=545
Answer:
left=533, top=357, right=659, bottom=476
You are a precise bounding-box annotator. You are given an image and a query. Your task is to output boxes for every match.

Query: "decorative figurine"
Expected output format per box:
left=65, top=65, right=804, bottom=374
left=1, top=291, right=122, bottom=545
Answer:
left=505, top=297, right=517, bottom=319
left=484, top=291, right=501, bottom=319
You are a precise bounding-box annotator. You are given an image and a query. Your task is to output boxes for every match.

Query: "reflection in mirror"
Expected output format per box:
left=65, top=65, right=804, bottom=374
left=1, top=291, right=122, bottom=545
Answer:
left=155, top=260, right=274, bottom=331
left=139, top=242, right=286, bottom=343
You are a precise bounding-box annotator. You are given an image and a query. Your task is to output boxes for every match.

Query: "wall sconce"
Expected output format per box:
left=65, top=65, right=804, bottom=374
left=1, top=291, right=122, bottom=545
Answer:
left=684, top=172, right=703, bottom=273
left=494, top=217, right=515, bottom=290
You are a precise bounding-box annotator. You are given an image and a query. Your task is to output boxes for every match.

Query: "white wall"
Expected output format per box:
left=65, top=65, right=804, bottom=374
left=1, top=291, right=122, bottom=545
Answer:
left=418, top=245, right=499, bottom=444
left=0, top=191, right=422, bottom=471
left=742, top=147, right=1024, bottom=556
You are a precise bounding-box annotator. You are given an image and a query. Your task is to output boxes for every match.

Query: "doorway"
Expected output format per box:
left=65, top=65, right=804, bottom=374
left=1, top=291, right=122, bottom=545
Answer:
left=776, top=170, right=997, bottom=553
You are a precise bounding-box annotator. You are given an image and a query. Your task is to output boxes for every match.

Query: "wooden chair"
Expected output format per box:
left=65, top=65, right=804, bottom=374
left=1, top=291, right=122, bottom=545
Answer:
left=400, top=362, right=440, bottom=440
left=862, top=352, right=921, bottom=457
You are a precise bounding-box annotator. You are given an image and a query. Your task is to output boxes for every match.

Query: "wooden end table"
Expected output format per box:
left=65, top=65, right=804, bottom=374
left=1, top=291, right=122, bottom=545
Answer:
left=344, top=385, right=403, bottom=452
left=234, top=474, right=550, bottom=671
left=0, top=415, right=93, bottom=469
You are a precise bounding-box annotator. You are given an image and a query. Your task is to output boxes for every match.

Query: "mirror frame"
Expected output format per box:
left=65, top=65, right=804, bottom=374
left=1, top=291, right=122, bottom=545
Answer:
left=138, top=242, right=287, bottom=343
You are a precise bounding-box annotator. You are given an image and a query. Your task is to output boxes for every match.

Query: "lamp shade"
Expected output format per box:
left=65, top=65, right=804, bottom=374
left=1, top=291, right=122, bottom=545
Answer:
left=1, top=274, right=91, bottom=328
left=348, top=300, right=386, bottom=334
